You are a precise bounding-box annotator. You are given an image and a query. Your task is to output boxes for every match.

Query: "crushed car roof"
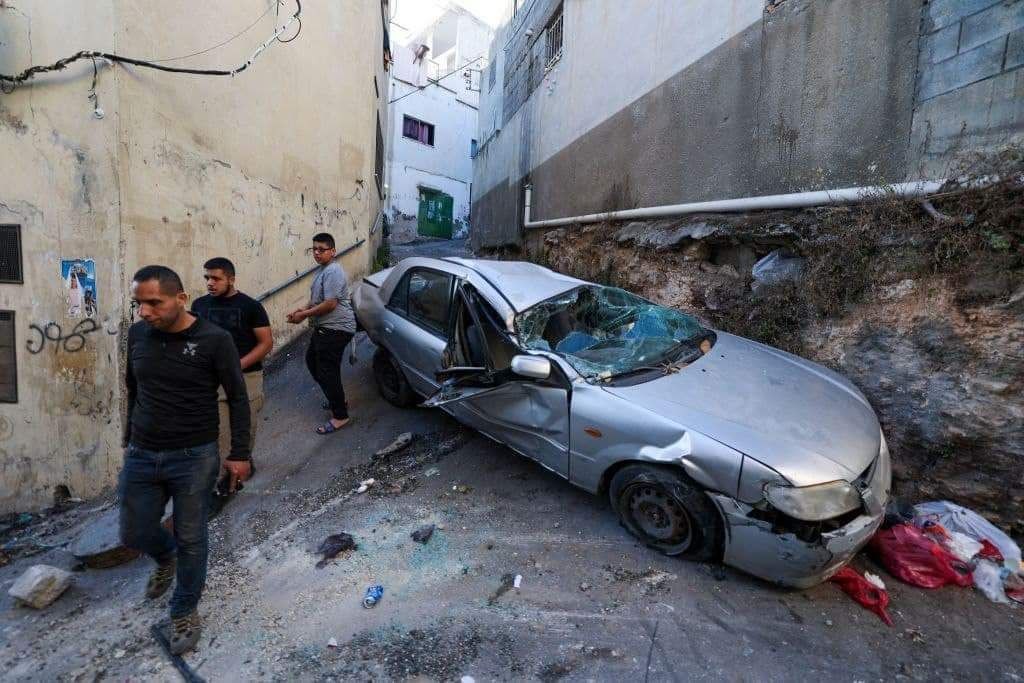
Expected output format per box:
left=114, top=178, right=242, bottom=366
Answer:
left=443, top=258, right=589, bottom=313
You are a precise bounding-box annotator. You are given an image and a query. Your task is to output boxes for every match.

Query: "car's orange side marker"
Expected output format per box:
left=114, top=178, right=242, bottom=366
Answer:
left=584, top=427, right=602, bottom=438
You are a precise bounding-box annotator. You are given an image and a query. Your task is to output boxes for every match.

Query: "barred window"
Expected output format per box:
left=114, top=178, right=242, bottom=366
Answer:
left=0, top=310, right=16, bottom=403
left=545, top=10, right=564, bottom=68
left=0, top=225, right=23, bottom=283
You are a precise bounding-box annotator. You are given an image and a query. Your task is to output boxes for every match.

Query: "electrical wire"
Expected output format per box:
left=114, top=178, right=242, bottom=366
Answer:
left=388, top=54, right=485, bottom=104
left=0, top=0, right=301, bottom=91
left=147, top=0, right=283, bottom=63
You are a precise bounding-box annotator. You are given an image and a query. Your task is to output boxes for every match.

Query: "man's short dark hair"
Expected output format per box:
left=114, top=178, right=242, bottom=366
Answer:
left=312, top=232, right=335, bottom=249
left=132, top=265, right=184, bottom=295
left=204, top=257, right=236, bottom=277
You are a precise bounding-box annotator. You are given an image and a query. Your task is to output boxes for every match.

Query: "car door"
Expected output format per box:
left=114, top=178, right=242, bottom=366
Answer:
left=380, top=267, right=455, bottom=396
left=425, top=284, right=571, bottom=478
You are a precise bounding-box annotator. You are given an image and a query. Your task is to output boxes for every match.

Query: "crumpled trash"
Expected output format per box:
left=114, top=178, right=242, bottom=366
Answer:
left=972, top=559, right=1011, bottom=604
left=829, top=566, right=894, bottom=626
left=316, top=532, right=357, bottom=569
left=411, top=524, right=435, bottom=544
left=912, top=501, right=1021, bottom=572
left=869, top=523, right=973, bottom=589
left=1005, top=571, right=1024, bottom=604
left=375, top=432, right=415, bottom=458
left=978, top=539, right=1005, bottom=564
left=919, top=522, right=984, bottom=563
left=751, top=249, right=805, bottom=290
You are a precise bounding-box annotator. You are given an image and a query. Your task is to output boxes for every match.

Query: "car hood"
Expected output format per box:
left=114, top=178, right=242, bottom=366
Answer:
left=602, top=333, right=880, bottom=485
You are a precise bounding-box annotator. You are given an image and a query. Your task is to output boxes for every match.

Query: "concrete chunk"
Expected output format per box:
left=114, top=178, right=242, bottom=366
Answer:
left=9, top=565, right=73, bottom=609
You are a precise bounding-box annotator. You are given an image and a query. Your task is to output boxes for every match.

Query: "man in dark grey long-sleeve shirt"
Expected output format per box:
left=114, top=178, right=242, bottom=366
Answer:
left=120, top=265, right=251, bottom=655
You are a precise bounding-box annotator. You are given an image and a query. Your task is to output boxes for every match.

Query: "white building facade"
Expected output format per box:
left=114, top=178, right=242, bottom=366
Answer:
left=386, top=7, right=493, bottom=241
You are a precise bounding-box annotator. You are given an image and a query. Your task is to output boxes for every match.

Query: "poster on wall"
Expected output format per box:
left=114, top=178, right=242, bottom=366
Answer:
left=61, top=258, right=98, bottom=318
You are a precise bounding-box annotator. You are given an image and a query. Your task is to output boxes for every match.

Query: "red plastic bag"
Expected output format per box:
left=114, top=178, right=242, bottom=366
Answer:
left=869, top=524, right=973, bottom=589
left=978, top=539, right=1005, bottom=564
left=830, top=567, right=894, bottom=626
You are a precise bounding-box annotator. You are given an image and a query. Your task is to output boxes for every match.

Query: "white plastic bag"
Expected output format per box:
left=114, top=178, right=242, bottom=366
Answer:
left=913, top=501, right=1022, bottom=571
left=751, top=249, right=805, bottom=288
left=973, top=560, right=1010, bottom=604
left=944, top=531, right=984, bottom=563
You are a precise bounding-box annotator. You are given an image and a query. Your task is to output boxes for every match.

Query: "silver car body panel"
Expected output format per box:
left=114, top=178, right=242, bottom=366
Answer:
left=353, top=258, right=892, bottom=588
left=601, top=333, right=881, bottom=487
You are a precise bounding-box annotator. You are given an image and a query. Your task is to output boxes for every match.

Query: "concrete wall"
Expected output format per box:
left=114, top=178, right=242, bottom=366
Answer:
left=471, top=0, right=926, bottom=248
left=386, top=14, right=493, bottom=241
left=909, top=0, right=1024, bottom=177
left=0, top=0, right=390, bottom=512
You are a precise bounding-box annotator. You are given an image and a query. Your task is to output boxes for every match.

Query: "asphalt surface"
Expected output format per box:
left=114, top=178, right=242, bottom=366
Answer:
left=0, top=237, right=1022, bottom=681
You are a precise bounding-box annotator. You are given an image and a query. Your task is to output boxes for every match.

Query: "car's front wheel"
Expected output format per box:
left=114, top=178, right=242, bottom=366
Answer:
left=373, top=347, right=416, bottom=407
left=609, top=464, right=722, bottom=561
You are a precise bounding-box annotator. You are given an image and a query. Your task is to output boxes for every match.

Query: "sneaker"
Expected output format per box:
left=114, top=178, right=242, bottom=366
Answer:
left=169, top=610, right=202, bottom=655
left=145, top=556, right=176, bottom=600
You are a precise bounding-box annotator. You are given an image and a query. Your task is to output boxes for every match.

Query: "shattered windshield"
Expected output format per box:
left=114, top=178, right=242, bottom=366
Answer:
left=515, top=285, right=711, bottom=380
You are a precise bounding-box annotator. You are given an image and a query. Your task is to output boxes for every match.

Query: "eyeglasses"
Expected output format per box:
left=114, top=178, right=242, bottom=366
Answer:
left=312, top=247, right=333, bottom=254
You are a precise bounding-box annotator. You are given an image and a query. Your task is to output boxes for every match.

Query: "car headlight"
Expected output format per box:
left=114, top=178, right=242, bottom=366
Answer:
left=764, top=480, right=862, bottom=522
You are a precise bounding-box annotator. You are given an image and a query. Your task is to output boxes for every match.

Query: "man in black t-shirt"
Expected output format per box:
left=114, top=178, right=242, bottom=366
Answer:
left=192, top=257, right=273, bottom=467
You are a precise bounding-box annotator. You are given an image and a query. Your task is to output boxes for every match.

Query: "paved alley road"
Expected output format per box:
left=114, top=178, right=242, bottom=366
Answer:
left=1, top=238, right=1022, bottom=681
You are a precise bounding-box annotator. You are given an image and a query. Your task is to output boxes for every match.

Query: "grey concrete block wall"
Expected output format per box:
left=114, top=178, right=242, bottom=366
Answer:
left=910, top=0, right=1024, bottom=176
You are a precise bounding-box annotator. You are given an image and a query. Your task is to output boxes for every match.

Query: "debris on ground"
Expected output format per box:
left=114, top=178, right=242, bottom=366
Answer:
left=912, top=500, right=1022, bottom=572
left=829, top=566, right=894, bottom=626
left=411, top=524, right=435, bottom=544
left=452, top=484, right=472, bottom=494
left=327, top=638, right=338, bottom=648
left=604, top=565, right=677, bottom=595
left=579, top=582, right=591, bottom=592
left=869, top=524, right=973, bottom=589
left=864, top=572, right=886, bottom=591
left=316, top=533, right=357, bottom=569
left=70, top=507, right=140, bottom=569
left=356, top=479, right=376, bottom=494
left=363, top=584, right=384, bottom=608
left=513, top=574, right=523, bottom=590
left=8, top=564, right=73, bottom=609
left=375, top=432, right=416, bottom=458
left=487, top=573, right=516, bottom=605
left=972, top=560, right=1011, bottom=604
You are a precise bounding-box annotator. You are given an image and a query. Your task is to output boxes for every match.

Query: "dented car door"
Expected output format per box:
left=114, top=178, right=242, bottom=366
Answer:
left=426, top=285, right=571, bottom=478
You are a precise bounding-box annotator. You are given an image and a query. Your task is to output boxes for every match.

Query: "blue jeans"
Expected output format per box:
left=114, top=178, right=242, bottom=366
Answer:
left=119, top=441, right=220, bottom=618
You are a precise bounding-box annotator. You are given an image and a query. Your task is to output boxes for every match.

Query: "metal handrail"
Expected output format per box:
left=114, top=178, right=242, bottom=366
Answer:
left=255, top=238, right=365, bottom=302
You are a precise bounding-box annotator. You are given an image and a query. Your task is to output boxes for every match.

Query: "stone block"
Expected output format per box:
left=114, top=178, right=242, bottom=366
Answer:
left=921, top=22, right=962, bottom=64
left=8, top=565, right=73, bottom=609
left=960, top=0, right=1024, bottom=53
left=924, top=0, right=1002, bottom=32
left=918, top=37, right=1006, bottom=100
left=1005, top=26, right=1024, bottom=68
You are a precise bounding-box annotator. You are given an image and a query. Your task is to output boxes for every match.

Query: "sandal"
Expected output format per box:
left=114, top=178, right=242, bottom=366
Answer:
left=315, top=418, right=350, bottom=435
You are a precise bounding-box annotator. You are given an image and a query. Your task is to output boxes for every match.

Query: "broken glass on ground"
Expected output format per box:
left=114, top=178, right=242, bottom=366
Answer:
left=515, top=285, right=711, bottom=379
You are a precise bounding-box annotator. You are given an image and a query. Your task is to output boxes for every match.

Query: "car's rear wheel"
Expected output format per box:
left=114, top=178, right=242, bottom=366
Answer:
left=373, top=347, right=416, bottom=407
left=609, top=464, right=722, bottom=560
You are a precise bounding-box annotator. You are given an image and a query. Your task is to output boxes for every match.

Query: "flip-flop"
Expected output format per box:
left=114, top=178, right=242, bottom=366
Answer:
left=315, top=419, right=350, bottom=435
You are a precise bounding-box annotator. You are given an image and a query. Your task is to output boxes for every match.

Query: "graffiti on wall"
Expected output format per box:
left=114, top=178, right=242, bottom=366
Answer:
left=26, top=317, right=118, bottom=355
left=61, top=258, right=98, bottom=318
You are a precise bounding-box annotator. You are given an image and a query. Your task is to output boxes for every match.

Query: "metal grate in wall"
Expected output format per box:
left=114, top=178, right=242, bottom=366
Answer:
left=0, top=225, right=23, bottom=284
left=0, top=310, right=16, bottom=403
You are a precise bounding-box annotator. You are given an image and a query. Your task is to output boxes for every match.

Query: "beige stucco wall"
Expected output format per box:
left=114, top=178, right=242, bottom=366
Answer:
left=0, top=0, right=389, bottom=512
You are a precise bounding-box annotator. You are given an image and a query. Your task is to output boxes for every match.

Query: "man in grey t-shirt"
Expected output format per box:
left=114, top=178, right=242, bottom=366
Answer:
left=286, top=232, right=356, bottom=434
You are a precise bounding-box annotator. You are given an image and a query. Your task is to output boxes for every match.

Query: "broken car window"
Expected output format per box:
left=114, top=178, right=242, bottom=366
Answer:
left=515, top=285, right=711, bottom=379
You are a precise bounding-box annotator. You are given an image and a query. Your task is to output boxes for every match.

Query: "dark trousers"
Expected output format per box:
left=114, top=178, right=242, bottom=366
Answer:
left=306, top=327, right=353, bottom=420
left=119, top=442, right=220, bottom=618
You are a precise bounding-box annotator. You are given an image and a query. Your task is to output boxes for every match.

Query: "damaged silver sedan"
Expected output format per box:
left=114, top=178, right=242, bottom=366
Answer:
left=353, top=257, right=891, bottom=587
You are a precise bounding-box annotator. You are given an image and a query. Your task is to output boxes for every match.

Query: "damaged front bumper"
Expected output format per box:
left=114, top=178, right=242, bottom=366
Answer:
left=708, top=494, right=885, bottom=589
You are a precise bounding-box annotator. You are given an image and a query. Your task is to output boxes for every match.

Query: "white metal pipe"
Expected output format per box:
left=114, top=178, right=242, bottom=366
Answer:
left=523, top=179, right=959, bottom=230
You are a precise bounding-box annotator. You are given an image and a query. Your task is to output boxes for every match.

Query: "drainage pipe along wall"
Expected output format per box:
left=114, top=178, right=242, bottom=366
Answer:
left=522, top=180, right=978, bottom=230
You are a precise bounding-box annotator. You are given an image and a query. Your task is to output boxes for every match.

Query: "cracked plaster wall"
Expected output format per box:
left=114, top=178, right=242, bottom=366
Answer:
left=0, top=0, right=389, bottom=512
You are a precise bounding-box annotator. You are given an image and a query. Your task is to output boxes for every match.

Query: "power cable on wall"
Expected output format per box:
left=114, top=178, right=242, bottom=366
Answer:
left=146, top=0, right=284, bottom=63
left=388, top=53, right=485, bottom=104
left=0, top=0, right=302, bottom=93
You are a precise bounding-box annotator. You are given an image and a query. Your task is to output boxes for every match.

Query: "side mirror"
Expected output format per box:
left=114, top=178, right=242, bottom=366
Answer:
left=511, top=355, right=551, bottom=380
